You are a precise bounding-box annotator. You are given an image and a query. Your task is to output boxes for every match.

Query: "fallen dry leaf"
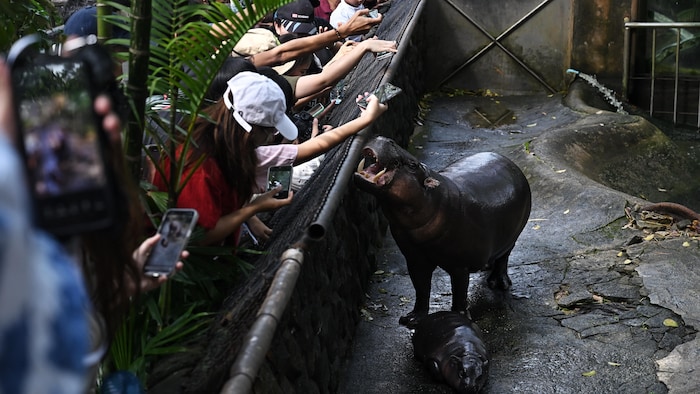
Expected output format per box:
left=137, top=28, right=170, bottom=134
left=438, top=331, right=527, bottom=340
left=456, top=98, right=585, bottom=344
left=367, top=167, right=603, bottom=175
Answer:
left=682, top=241, right=690, bottom=247
left=582, top=370, right=596, bottom=377
left=663, top=318, right=679, bottom=328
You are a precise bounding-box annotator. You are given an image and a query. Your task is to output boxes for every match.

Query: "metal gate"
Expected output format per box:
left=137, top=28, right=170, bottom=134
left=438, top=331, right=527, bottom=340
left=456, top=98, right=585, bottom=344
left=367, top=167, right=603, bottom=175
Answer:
left=423, top=0, right=571, bottom=94
left=623, top=20, right=700, bottom=128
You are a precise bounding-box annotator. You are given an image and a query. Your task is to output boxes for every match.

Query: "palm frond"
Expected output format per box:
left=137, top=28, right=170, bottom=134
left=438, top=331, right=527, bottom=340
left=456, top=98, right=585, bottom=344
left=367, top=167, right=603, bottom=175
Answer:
left=112, top=0, right=290, bottom=204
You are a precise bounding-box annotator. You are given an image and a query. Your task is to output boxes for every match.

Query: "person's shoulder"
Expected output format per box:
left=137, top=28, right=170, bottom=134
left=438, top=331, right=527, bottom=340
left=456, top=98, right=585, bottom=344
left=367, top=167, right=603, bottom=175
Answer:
left=256, top=144, right=298, bottom=164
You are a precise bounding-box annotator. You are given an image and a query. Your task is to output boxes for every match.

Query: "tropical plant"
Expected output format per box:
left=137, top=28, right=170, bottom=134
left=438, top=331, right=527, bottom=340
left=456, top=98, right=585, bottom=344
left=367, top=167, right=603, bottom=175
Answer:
left=0, top=0, right=62, bottom=51
left=97, top=0, right=292, bottom=387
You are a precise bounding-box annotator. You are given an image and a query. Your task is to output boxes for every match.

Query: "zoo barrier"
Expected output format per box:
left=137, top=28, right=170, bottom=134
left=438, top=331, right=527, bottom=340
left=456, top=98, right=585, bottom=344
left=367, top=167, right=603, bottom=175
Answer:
left=623, top=20, right=700, bottom=127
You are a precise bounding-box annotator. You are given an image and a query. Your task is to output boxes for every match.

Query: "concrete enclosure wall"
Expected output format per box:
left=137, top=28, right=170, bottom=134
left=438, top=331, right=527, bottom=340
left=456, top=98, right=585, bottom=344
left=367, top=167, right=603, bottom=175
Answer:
left=423, top=0, right=633, bottom=94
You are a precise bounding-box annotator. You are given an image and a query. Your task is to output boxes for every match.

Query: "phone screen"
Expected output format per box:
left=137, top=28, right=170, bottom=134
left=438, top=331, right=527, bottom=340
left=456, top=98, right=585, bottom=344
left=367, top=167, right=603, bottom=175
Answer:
left=308, top=102, right=325, bottom=118
left=15, top=58, right=105, bottom=196
left=267, top=166, right=293, bottom=199
left=12, top=54, right=116, bottom=236
left=144, top=209, right=199, bottom=277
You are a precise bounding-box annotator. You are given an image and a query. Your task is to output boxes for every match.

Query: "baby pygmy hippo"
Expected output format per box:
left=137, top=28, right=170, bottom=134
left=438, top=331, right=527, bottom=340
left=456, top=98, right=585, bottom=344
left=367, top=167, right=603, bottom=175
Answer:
left=412, top=311, right=490, bottom=393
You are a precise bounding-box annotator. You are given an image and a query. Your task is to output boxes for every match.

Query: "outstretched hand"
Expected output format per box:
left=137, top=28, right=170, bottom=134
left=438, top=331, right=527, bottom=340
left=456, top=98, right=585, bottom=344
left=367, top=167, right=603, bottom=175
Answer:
left=356, top=93, right=388, bottom=119
left=132, top=233, right=188, bottom=294
left=338, top=9, right=382, bottom=37
left=251, top=186, right=294, bottom=212
left=362, top=37, right=398, bottom=54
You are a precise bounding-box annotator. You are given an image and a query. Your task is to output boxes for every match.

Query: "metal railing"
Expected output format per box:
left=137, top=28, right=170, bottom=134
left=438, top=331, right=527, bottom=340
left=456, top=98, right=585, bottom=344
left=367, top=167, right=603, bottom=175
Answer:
left=623, top=18, right=700, bottom=128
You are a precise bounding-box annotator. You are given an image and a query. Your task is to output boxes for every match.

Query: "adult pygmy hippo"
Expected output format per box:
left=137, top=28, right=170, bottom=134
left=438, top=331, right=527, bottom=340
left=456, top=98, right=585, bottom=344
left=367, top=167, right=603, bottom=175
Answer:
left=354, top=136, right=531, bottom=327
left=412, top=311, right=490, bottom=394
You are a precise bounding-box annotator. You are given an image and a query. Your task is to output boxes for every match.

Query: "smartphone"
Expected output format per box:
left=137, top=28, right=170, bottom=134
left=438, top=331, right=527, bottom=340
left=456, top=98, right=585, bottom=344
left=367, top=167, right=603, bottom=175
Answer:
left=375, top=50, right=393, bottom=61
left=368, top=9, right=379, bottom=18
left=8, top=35, right=117, bottom=237
left=267, top=165, right=293, bottom=199
left=356, top=82, right=403, bottom=109
left=308, top=102, right=325, bottom=118
left=143, top=209, right=199, bottom=277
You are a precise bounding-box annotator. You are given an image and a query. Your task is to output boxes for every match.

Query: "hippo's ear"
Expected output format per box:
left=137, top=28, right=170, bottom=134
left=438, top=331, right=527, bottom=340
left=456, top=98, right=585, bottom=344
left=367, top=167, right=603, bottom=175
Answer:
left=424, top=177, right=440, bottom=189
left=426, top=359, right=443, bottom=382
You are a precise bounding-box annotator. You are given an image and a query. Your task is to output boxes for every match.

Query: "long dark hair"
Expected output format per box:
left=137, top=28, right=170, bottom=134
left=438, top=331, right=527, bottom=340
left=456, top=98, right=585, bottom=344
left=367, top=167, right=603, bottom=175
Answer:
left=80, top=128, right=142, bottom=342
left=187, top=100, right=259, bottom=203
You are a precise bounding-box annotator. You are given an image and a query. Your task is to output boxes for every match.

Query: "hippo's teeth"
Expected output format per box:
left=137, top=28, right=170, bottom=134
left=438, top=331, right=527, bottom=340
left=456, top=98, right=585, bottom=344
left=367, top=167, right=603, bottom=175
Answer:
left=357, top=158, right=366, bottom=173
left=372, top=168, right=387, bottom=183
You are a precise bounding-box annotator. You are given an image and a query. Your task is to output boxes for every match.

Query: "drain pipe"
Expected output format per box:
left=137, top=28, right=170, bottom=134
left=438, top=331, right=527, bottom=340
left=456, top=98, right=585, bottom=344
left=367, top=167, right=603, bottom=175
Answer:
left=221, top=2, right=427, bottom=392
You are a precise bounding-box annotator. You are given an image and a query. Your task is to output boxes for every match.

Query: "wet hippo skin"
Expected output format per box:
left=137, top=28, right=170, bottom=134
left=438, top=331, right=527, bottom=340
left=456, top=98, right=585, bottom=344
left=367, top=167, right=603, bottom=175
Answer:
left=412, top=311, right=490, bottom=394
left=354, top=136, right=532, bottom=327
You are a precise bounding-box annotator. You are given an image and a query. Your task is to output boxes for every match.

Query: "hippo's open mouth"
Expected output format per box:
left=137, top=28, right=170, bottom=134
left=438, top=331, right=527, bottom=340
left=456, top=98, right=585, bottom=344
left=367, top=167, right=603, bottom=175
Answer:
left=355, top=147, right=396, bottom=187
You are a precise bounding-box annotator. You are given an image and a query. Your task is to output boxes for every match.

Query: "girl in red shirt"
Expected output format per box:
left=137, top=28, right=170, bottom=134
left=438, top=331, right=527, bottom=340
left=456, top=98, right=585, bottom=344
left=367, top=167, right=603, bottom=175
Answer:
left=153, top=71, right=385, bottom=246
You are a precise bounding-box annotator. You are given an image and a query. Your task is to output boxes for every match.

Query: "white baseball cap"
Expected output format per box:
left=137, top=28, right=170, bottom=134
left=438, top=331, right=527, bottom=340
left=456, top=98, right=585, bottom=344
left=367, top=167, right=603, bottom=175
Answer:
left=223, top=71, right=298, bottom=140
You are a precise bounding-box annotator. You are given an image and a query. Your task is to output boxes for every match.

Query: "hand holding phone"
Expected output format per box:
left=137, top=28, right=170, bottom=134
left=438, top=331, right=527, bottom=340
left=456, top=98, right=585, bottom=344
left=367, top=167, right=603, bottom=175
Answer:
left=143, top=209, right=198, bottom=278
left=8, top=34, right=119, bottom=237
left=267, top=165, right=293, bottom=199
left=356, top=82, right=402, bottom=109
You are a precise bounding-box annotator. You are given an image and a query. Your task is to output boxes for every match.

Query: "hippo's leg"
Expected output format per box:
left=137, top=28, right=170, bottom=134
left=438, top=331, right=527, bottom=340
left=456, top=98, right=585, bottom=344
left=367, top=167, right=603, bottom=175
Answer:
left=400, top=259, right=433, bottom=328
left=486, top=249, right=513, bottom=290
left=449, top=268, right=470, bottom=314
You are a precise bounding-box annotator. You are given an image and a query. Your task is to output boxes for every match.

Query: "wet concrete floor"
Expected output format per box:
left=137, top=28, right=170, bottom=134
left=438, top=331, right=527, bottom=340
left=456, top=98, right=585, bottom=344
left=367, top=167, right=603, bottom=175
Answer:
left=338, top=88, right=700, bottom=393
